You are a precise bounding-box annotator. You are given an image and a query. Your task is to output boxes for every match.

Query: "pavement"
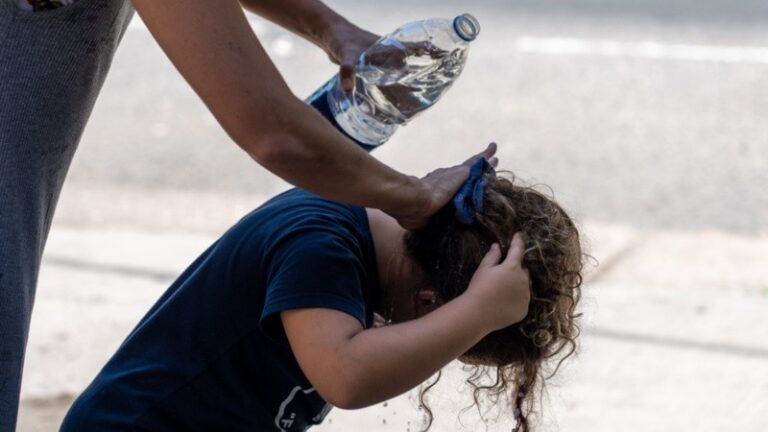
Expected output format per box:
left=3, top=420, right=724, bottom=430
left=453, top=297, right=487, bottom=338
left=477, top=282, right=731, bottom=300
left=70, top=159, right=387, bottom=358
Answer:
left=11, top=0, right=768, bottom=430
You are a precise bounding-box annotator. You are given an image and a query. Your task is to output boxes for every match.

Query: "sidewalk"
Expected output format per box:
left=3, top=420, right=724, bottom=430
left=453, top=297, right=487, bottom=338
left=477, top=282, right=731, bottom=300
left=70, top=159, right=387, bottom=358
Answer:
left=17, top=219, right=768, bottom=431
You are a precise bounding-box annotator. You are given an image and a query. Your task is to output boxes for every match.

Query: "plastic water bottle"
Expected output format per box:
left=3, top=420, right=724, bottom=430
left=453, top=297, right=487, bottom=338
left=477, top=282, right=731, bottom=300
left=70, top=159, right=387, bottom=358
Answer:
left=306, top=13, right=481, bottom=149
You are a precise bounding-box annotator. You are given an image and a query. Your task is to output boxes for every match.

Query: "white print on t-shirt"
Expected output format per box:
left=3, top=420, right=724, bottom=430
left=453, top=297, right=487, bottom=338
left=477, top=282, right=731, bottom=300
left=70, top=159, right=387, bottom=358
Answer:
left=275, top=386, right=331, bottom=431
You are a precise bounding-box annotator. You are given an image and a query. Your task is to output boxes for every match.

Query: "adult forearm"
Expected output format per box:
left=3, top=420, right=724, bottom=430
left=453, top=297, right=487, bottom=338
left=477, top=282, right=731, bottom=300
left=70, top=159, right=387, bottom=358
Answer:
left=239, top=0, right=347, bottom=48
left=131, top=0, right=423, bottom=216
left=253, top=98, right=427, bottom=216
left=336, top=295, right=490, bottom=409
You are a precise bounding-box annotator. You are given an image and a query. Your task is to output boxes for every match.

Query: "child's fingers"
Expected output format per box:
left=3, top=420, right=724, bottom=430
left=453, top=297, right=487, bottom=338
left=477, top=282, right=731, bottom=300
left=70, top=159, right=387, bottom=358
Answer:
left=478, top=243, right=502, bottom=270
left=372, top=312, right=387, bottom=328
left=503, top=232, right=526, bottom=267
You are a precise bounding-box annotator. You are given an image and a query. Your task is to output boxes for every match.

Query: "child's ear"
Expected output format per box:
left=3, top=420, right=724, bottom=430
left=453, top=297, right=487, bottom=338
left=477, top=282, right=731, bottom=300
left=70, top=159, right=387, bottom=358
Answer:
left=416, top=288, right=437, bottom=306
left=412, top=287, right=440, bottom=318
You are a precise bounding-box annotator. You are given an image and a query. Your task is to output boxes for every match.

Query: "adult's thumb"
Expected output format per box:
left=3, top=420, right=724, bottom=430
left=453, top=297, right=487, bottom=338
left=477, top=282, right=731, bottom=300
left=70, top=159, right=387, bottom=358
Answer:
left=340, top=61, right=355, bottom=92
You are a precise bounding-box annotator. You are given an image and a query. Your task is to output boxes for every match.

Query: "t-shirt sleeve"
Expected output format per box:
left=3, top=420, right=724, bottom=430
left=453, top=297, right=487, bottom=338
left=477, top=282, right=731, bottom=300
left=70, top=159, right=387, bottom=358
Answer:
left=259, top=230, right=369, bottom=346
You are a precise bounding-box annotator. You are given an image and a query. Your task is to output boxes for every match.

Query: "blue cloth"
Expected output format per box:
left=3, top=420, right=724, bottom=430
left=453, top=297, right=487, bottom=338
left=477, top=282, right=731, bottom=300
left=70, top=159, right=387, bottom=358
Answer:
left=60, top=189, right=380, bottom=432
left=453, top=158, right=495, bottom=225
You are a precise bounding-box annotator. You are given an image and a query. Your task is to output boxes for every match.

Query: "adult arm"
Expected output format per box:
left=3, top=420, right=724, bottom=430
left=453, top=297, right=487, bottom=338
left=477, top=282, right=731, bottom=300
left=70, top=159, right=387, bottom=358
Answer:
left=130, top=0, right=492, bottom=229
left=282, top=233, right=531, bottom=409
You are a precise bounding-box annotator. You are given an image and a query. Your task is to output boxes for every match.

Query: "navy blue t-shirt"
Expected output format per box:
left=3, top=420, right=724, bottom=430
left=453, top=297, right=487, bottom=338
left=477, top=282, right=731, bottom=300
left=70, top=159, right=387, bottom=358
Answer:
left=60, top=188, right=380, bottom=431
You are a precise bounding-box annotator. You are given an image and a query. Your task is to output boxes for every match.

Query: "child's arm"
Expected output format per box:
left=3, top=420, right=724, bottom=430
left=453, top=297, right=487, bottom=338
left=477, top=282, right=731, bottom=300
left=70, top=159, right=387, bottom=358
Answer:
left=282, top=234, right=530, bottom=409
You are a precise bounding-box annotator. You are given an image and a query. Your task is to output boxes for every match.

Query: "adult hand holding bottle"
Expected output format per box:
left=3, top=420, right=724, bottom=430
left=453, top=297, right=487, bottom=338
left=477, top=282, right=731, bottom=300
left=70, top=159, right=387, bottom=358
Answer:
left=133, top=0, right=492, bottom=230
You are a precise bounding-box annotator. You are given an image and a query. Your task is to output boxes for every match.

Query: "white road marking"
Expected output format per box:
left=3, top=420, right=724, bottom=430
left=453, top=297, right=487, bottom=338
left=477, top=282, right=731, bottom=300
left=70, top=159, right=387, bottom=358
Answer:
left=126, top=16, right=768, bottom=66
left=515, top=36, right=768, bottom=64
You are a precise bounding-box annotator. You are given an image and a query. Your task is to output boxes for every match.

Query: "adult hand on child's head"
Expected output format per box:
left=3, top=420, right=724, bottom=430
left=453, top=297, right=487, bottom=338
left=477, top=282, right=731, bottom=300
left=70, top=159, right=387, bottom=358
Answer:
left=463, top=232, right=531, bottom=332
left=391, top=143, right=499, bottom=230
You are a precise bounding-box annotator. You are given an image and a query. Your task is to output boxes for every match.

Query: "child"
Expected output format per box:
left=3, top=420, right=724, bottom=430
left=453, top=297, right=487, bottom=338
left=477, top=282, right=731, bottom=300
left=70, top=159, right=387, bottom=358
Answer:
left=60, top=158, right=584, bottom=432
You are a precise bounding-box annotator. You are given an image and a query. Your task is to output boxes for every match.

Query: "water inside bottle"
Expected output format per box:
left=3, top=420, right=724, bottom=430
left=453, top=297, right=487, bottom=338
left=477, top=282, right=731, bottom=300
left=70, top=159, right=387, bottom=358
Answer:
left=355, top=36, right=469, bottom=123
left=326, top=14, right=478, bottom=145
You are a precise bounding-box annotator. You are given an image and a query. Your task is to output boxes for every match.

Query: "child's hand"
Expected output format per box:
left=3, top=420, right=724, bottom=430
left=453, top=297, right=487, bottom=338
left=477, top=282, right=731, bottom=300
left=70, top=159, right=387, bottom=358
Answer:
left=372, top=312, right=389, bottom=328
left=463, top=232, right=531, bottom=332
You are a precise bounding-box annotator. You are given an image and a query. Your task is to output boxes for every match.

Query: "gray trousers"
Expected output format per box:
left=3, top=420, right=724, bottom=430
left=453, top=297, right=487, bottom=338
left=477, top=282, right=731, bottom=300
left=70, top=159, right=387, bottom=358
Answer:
left=0, top=1, right=133, bottom=430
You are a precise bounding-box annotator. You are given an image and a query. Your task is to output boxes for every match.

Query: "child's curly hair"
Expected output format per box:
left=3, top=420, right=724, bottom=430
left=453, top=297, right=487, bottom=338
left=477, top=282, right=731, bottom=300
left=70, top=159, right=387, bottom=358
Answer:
left=404, top=171, right=585, bottom=432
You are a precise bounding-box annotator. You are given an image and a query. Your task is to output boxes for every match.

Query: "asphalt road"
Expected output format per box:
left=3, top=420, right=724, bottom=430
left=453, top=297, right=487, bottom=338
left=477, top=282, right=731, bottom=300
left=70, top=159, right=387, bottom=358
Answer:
left=66, top=0, right=768, bottom=233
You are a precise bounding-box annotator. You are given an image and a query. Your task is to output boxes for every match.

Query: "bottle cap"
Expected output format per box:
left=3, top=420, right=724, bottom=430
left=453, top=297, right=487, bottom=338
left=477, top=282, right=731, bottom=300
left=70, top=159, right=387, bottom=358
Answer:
left=453, top=13, right=481, bottom=42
